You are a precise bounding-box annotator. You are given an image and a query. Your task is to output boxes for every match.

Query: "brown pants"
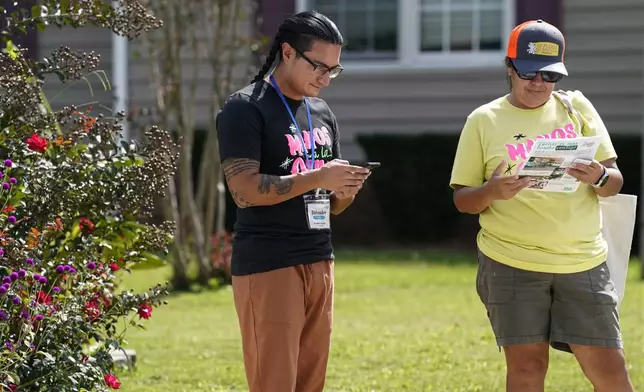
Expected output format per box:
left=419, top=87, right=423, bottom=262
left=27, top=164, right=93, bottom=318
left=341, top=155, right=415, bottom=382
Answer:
left=232, top=260, right=334, bottom=392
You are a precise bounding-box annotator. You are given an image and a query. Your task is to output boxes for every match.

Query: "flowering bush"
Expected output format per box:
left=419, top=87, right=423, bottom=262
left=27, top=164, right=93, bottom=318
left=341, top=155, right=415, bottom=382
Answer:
left=0, top=1, right=178, bottom=391
left=210, top=232, right=233, bottom=285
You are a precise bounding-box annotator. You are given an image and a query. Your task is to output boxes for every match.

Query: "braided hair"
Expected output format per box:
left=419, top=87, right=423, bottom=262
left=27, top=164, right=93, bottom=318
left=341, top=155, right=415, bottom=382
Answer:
left=250, top=10, right=344, bottom=84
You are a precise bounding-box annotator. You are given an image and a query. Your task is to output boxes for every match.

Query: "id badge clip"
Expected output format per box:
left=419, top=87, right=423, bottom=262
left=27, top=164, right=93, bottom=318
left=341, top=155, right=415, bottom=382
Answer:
left=303, top=188, right=330, bottom=230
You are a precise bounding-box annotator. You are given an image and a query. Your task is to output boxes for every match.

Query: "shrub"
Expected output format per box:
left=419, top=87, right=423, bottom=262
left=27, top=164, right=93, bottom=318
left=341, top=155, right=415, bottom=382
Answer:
left=210, top=232, right=232, bottom=285
left=0, top=1, right=177, bottom=391
left=356, top=134, right=463, bottom=244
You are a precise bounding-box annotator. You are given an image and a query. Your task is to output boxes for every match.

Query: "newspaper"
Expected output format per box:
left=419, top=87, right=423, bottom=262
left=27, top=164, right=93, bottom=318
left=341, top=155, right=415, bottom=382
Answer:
left=517, top=136, right=602, bottom=193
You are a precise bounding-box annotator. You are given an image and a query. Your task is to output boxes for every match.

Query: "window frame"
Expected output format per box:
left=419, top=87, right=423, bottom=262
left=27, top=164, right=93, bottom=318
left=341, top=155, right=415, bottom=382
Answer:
left=295, top=0, right=516, bottom=73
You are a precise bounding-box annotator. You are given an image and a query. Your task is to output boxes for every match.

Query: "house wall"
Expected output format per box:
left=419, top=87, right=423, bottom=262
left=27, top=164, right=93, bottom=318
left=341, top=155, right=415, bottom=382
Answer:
left=39, top=26, right=114, bottom=117
left=258, top=0, right=643, bottom=159
left=318, top=69, right=507, bottom=159
left=126, top=2, right=259, bottom=131
left=3, top=1, right=109, bottom=118
left=556, top=0, right=644, bottom=137
left=268, top=0, right=565, bottom=159
left=33, top=0, right=644, bottom=160
left=37, top=2, right=259, bottom=132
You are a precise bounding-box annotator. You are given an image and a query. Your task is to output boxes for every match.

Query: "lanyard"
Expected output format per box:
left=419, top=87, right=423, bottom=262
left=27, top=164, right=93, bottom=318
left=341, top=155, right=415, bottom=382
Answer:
left=270, top=75, right=316, bottom=170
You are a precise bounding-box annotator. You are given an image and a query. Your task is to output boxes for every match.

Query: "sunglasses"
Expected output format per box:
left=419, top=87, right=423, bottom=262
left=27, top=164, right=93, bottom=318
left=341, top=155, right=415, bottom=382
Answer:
left=294, top=48, right=343, bottom=79
left=510, top=61, right=564, bottom=83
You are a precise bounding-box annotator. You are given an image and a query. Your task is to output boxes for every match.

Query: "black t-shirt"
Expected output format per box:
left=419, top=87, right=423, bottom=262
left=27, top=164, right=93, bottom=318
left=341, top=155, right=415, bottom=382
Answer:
left=216, top=79, right=342, bottom=276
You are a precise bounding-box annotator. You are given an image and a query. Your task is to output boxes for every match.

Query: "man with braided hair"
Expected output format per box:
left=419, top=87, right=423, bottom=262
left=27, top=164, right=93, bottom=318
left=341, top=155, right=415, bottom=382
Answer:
left=216, top=10, right=371, bottom=392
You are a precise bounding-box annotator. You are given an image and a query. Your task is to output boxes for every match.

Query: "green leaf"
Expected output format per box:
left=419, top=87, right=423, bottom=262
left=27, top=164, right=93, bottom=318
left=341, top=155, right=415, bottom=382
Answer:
left=54, top=69, right=66, bottom=82
left=70, top=220, right=81, bottom=239
left=35, top=19, right=47, bottom=32
left=130, top=252, right=167, bottom=270
left=80, top=76, right=94, bottom=97
left=5, top=371, right=20, bottom=384
left=31, top=5, right=44, bottom=18
left=39, top=91, right=63, bottom=135
left=90, top=70, right=112, bottom=92
left=8, top=191, right=25, bottom=205
left=100, top=241, right=114, bottom=250
left=59, top=0, right=71, bottom=14
left=36, top=351, right=55, bottom=362
left=3, top=40, right=17, bottom=60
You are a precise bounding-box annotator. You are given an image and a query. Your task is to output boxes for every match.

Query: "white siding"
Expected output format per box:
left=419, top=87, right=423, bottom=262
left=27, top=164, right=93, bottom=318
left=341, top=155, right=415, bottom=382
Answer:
left=557, top=0, right=644, bottom=135
left=39, top=26, right=114, bottom=117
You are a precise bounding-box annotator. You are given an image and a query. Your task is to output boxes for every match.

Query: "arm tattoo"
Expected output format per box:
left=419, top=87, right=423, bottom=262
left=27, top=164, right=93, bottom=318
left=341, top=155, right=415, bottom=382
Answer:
left=222, top=158, right=259, bottom=208
left=221, top=158, right=293, bottom=206
left=231, top=190, right=253, bottom=208
left=222, top=158, right=260, bottom=181
left=258, top=174, right=294, bottom=195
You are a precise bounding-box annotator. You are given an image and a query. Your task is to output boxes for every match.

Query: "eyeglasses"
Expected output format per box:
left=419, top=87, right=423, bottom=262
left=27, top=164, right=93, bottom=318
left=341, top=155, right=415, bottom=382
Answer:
left=294, top=48, right=343, bottom=78
left=510, top=61, right=564, bottom=83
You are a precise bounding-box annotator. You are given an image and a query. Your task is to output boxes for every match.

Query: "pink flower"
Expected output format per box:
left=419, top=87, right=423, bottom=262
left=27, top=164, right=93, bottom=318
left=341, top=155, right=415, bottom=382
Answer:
left=104, top=373, right=121, bottom=389
left=79, top=217, right=95, bottom=234
left=85, top=300, right=101, bottom=322
left=137, top=303, right=153, bottom=320
left=26, top=133, right=48, bottom=153
left=36, top=291, right=51, bottom=305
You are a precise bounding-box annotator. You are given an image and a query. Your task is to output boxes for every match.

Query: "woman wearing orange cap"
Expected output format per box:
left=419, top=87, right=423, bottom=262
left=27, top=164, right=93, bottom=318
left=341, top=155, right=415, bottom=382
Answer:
left=450, top=19, right=634, bottom=392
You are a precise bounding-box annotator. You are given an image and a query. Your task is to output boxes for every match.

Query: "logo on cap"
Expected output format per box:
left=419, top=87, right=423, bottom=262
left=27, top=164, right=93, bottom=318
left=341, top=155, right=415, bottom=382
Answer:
left=527, top=42, right=559, bottom=57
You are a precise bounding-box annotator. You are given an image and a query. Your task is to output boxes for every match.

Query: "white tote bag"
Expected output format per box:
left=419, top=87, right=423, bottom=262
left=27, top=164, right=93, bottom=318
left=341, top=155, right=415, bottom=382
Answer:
left=599, top=194, right=637, bottom=307
left=553, top=90, right=638, bottom=306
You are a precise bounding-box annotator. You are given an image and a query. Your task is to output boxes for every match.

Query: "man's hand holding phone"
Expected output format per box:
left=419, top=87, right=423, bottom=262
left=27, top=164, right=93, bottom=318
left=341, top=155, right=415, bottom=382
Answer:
left=350, top=161, right=381, bottom=170
left=317, top=159, right=370, bottom=194
left=321, top=160, right=380, bottom=199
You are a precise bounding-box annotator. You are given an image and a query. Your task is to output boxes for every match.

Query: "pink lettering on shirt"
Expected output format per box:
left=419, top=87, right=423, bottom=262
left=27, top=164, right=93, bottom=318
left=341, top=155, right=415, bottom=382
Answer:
left=503, top=123, right=578, bottom=173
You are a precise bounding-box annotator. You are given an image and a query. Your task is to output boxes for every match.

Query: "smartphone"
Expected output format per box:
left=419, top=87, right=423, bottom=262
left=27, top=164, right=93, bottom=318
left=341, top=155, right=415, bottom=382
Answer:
left=350, top=161, right=381, bottom=170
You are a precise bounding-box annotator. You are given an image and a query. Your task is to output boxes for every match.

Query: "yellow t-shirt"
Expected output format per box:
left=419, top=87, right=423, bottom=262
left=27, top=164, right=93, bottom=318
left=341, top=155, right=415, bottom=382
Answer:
left=450, top=90, right=617, bottom=274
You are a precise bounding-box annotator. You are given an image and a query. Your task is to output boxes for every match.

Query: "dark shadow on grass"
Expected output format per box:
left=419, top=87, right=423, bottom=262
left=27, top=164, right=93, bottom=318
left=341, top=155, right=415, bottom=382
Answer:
left=124, top=252, right=644, bottom=301
left=334, top=246, right=478, bottom=266
left=162, top=278, right=232, bottom=298
left=129, top=247, right=480, bottom=298
left=121, top=275, right=233, bottom=299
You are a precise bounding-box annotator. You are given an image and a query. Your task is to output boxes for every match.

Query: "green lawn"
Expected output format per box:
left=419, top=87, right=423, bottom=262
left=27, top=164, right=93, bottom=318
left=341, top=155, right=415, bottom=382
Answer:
left=116, top=253, right=644, bottom=392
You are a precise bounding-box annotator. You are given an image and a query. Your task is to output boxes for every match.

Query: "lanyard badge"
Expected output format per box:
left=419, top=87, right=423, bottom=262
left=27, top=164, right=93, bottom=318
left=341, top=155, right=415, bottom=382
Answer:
left=270, top=75, right=330, bottom=230
left=270, top=75, right=316, bottom=170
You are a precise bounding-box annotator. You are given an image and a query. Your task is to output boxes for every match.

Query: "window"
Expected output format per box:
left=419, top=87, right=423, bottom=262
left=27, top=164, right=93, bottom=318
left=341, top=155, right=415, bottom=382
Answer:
left=305, top=0, right=398, bottom=59
left=420, top=0, right=504, bottom=52
left=297, top=0, right=515, bottom=70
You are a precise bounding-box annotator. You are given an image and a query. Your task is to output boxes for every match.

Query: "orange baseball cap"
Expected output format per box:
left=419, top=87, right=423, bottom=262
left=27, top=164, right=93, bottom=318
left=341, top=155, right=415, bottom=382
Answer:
left=506, top=19, right=567, bottom=76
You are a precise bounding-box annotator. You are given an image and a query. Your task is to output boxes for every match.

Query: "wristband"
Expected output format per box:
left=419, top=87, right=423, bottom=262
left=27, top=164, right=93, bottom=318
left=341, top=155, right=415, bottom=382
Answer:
left=591, top=166, right=609, bottom=188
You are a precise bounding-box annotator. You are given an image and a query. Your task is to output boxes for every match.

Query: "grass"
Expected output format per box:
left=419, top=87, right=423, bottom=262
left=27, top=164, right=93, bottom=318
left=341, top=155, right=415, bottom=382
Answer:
left=116, top=252, right=644, bottom=392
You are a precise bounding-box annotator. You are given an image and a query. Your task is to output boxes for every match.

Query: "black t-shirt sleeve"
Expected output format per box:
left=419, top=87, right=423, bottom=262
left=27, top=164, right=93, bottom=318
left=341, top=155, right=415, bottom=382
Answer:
left=216, top=93, right=263, bottom=162
left=329, top=107, right=342, bottom=160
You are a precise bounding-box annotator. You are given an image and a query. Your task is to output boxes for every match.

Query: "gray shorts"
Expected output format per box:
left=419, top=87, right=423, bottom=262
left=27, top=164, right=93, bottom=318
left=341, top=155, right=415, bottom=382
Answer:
left=476, top=250, right=622, bottom=353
